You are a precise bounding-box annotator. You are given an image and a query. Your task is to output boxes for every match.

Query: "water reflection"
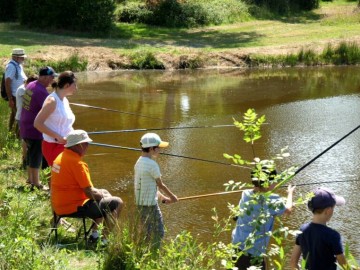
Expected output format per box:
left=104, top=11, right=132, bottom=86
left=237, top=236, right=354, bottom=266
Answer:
left=73, top=67, right=360, bottom=257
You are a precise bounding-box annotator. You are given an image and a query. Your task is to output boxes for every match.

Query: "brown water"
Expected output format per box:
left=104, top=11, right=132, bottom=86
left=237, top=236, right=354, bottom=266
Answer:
left=73, top=67, right=360, bottom=256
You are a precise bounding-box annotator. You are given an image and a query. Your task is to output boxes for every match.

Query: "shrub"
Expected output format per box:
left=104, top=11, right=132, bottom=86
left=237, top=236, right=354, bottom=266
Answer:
left=117, top=0, right=249, bottom=27
left=17, top=0, right=116, bottom=35
left=130, top=52, right=165, bottom=69
left=245, top=0, right=319, bottom=14
left=115, top=2, right=152, bottom=23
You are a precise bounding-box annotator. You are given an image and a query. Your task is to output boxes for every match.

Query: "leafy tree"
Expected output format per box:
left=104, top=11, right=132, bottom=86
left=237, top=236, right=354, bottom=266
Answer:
left=17, top=0, right=116, bottom=35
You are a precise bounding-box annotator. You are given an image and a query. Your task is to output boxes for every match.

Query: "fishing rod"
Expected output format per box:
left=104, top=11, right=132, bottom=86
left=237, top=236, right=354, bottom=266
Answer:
left=176, top=124, right=360, bottom=201
left=177, top=179, right=360, bottom=201
left=70, top=102, right=169, bottom=121
left=88, top=124, right=235, bottom=135
left=89, top=142, right=250, bottom=169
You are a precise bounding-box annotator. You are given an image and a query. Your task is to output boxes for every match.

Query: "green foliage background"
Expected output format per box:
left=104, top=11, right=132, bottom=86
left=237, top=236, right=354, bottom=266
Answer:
left=17, top=0, right=116, bottom=34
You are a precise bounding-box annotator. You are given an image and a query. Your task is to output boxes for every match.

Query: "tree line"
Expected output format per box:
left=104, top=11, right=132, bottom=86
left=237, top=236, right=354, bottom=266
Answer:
left=0, top=0, right=358, bottom=34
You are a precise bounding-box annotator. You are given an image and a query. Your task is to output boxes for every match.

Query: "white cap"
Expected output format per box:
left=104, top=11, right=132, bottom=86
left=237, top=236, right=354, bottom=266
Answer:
left=65, top=130, right=93, bottom=148
left=140, top=133, right=169, bottom=148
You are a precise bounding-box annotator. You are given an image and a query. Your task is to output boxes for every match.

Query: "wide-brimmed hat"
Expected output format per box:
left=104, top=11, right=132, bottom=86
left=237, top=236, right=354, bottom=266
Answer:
left=65, top=130, right=93, bottom=148
left=140, top=133, right=169, bottom=148
left=39, top=66, right=58, bottom=77
left=12, top=48, right=27, bottom=57
left=308, top=187, right=345, bottom=211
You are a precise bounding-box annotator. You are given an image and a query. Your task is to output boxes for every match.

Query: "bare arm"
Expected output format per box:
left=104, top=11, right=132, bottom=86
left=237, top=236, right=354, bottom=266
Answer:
left=84, top=187, right=111, bottom=201
left=289, top=244, right=301, bottom=270
left=336, top=254, right=348, bottom=270
left=156, top=177, right=178, bottom=204
left=34, top=97, right=66, bottom=144
left=284, top=184, right=296, bottom=214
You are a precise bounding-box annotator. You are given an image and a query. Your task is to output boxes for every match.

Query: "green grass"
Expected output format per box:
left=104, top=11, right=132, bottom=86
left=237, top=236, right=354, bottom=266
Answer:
left=0, top=1, right=358, bottom=57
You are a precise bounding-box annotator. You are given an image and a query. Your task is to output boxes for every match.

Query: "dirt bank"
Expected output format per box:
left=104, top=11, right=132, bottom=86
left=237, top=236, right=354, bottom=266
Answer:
left=23, top=36, right=359, bottom=72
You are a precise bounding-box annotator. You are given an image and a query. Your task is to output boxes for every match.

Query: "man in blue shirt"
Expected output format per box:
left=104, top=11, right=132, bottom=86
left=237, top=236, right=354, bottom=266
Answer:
left=232, top=167, right=295, bottom=269
left=5, top=48, right=27, bottom=132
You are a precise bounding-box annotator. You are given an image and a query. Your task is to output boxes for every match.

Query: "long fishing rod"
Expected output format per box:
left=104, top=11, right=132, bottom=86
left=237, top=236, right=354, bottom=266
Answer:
left=294, top=124, right=360, bottom=175
left=70, top=102, right=168, bottom=121
left=177, top=179, right=360, bottom=201
left=89, top=142, right=249, bottom=169
left=88, top=124, right=234, bottom=135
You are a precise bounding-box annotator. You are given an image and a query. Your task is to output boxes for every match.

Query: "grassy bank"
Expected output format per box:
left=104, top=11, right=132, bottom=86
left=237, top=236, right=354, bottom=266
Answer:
left=0, top=1, right=359, bottom=71
left=0, top=102, right=100, bottom=270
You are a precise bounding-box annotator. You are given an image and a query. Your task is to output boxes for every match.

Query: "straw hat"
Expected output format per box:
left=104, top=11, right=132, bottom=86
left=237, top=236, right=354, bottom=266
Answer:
left=11, top=48, right=27, bottom=57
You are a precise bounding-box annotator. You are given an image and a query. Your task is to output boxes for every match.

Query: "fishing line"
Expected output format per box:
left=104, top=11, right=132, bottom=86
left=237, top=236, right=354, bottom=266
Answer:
left=176, top=124, right=360, bottom=201
left=88, top=124, right=235, bottom=134
left=89, top=142, right=249, bottom=169
left=176, top=179, right=360, bottom=201
left=70, top=102, right=170, bottom=121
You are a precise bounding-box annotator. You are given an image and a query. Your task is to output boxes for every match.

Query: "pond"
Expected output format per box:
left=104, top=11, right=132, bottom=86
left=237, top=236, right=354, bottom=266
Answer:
left=73, top=66, right=360, bottom=257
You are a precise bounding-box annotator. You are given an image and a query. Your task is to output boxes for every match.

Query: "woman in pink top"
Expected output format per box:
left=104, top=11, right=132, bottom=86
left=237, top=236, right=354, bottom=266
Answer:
left=34, top=71, right=76, bottom=166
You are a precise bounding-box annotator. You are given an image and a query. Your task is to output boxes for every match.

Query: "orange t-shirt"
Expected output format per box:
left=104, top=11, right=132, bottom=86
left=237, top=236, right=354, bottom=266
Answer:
left=51, top=148, right=93, bottom=215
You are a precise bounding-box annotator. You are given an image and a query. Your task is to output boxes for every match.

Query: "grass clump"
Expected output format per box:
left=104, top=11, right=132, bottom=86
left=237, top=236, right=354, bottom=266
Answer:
left=25, top=53, right=88, bottom=75
left=129, top=51, right=165, bottom=69
left=248, top=41, right=360, bottom=68
left=322, top=42, right=360, bottom=65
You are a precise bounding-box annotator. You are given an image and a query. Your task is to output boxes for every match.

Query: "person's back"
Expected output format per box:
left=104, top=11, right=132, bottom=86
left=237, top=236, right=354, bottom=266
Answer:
left=290, top=187, right=347, bottom=270
left=20, top=80, right=49, bottom=140
left=296, top=222, right=343, bottom=270
left=134, top=156, right=159, bottom=206
left=232, top=166, right=295, bottom=270
left=51, top=148, right=91, bottom=215
left=232, top=189, right=288, bottom=256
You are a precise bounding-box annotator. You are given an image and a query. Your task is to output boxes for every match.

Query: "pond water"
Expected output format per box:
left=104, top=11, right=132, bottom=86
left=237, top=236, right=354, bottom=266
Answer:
left=73, top=66, right=360, bottom=257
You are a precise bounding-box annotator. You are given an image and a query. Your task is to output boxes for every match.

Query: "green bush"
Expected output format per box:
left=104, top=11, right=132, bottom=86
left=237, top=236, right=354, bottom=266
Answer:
left=115, top=1, right=152, bottom=23
left=130, top=52, right=165, bottom=69
left=117, top=0, right=249, bottom=27
left=245, top=0, right=319, bottom=14
left=0, top=0, right=18, bottom=22
left=17, top=0, right=116, bottom=35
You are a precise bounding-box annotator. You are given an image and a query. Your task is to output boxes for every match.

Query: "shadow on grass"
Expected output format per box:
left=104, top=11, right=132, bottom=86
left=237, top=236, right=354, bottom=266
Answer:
left=250, top=8, right=322, bottom=24
left=0, top=22, right=264, bottom=50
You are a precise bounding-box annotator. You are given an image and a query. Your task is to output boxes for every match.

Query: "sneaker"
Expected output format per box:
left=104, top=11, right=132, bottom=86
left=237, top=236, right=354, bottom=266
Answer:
left=31, top=184, right=49, bottom=191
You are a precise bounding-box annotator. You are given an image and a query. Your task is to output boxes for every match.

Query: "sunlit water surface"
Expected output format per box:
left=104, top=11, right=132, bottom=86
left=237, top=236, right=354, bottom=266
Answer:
left=72, top=67, right=360, bottom=257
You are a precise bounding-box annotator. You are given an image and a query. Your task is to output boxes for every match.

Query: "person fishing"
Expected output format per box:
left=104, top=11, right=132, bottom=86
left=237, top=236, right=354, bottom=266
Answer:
left=231, top=165, right=295, bottom=269
left=134, top=132, right=178, bottom=250
left=34, top=71, right=77, bottom=167
left=290, top=187, right=347, bottom=270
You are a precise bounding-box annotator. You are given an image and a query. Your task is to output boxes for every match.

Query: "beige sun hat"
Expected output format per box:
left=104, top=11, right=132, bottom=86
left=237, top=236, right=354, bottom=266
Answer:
left=11, top=48, right=27, bottom=57
left=65, top=130, right=93, bottom=148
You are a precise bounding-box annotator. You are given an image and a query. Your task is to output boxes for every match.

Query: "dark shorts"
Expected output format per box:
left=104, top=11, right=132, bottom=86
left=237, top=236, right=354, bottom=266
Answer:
left=68, top=197, right=122, bottom=220
left=24, top=139, right=43, bottom=168
left=234, top=250, right=265, bottom=270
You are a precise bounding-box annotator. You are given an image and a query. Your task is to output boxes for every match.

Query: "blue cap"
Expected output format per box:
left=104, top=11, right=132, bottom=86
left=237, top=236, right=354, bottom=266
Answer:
left=308, top=187, right=345, bottom=211
left=39, top=66, right=58, bottom=77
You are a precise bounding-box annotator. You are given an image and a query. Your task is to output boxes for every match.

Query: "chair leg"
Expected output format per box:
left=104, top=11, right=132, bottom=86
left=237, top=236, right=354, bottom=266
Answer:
left=51, top=212, right=61, bottom=244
